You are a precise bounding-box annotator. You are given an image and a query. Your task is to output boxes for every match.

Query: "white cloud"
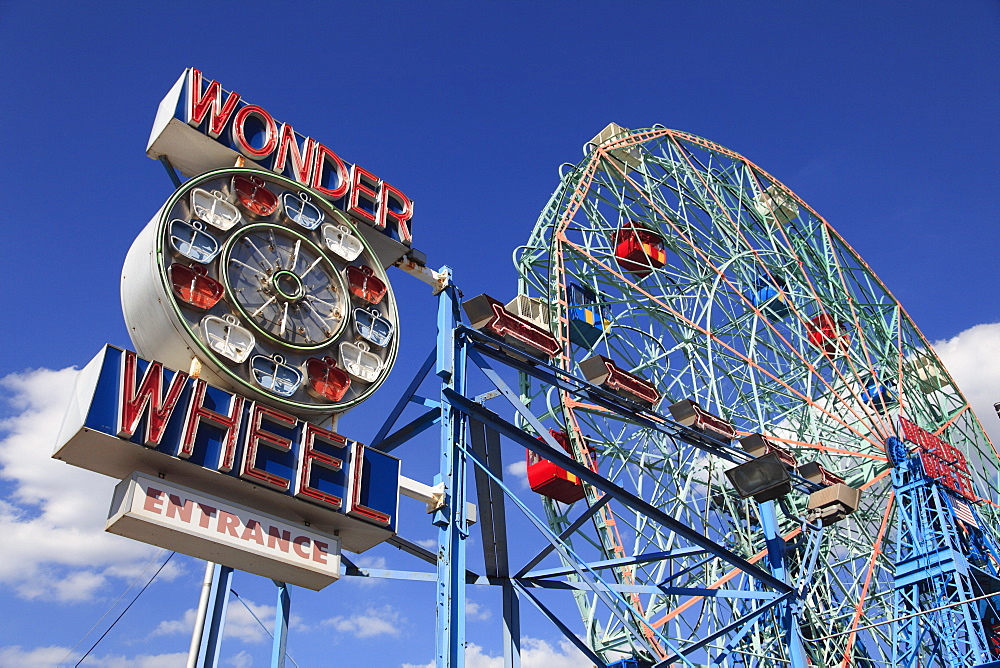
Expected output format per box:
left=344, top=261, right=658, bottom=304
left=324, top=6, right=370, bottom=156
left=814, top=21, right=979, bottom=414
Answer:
left=507, top=459, right=528, bottom=487
left=225, top=650, right=254, bottom=668
left=87, top=652, right=191, bottom=668
left=355, top=555, right=387, bottom=569
left=322, top=604, right=404, bottom=638
left=0, top=645, right=74, bottom=667
left=152, top=597, right=293, bottom=645
left=401, top=636, right=588, bottom=668
left=0, top=645, right=189, bottom=668
left=415, top=538, right=437, bottom=549
left=225, top=598, right=277, bottom=643
left=149, top=607, right=196, bottom=638
left=0, top=368, right=183, bottom=601
left=933, top=322, right=1000, bottom=446
left=465, top=599, right=492, bottom=621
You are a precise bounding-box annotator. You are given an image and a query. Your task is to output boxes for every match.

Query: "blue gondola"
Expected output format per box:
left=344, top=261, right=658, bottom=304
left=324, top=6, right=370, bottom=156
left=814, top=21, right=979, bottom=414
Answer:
left=745, top=274, right=791, bottom=320
left=282, top=192, right=325, bottom=230
left=353, top=307, right=394, bottom=348
left=168, top=219, right=221, bottom=263
left=861, top=378, right=898, bottom=415
left=568, top=283, right=610, bottom=347
left=250, top=354, right=303, bottom=397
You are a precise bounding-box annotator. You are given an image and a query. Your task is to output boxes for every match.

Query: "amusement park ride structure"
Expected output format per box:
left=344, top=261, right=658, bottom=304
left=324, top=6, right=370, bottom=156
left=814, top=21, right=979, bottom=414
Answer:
left=57, top=67, right=1000, bottom=668
left=347, top=123, right=1000, bottom=667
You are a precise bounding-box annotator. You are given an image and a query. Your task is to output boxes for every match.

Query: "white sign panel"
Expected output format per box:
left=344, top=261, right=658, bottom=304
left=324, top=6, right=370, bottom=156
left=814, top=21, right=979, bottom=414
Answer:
left=108, top=472, right=341, bottom=590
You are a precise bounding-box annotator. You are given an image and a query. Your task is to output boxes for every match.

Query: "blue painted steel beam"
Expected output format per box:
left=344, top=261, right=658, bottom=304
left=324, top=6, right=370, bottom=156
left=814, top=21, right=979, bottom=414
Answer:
left=386, top=534, right=439, bottom=565
left=457, top=432, right=669, bottom=658
left=468, top=419, right=511, bottom=578
left=443, top=387, right=792, bottom=596
left=514, top=495, right=611, bottom=578
left=158, top=155, right=183, bottom=188
left=458, top=429, right=709, bottom=660
left=371, top=348, right=438, bottom=446
left=758, top=501, right=806, bottom=668
left=467, top=419, right=520, bottom=668
left=466, top=335, right=826, bottom=496
left=656, top=591, right=795, bottom=668
left=522, top=548, right=704, bottom=580
left=270, top=580, right=289, bottom=668
left=435, top=282, right=468, bottom=668
left=373, top=406, right=441, bottom=453
left=198, top=564, right=233, bottom=668
left=512, top=581, right=614, bottom=668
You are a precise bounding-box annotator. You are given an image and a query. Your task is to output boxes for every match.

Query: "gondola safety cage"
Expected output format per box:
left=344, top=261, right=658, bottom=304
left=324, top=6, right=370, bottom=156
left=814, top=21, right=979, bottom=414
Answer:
left=568, top=283, right=611, bottom=347
left=527, top=429, right=596, bottom=504
left=613, top=222, right=666, bottom=278
left=746, top=275, right=791, bottom=320
left=806, top=314, right=851, bottom=356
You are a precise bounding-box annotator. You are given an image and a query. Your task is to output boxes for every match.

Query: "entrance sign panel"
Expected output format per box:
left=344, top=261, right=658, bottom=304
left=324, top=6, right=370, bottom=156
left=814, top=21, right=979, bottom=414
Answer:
left=108, top=472, right=342, bottom=590
left=54, top=345, right=400, bottom=552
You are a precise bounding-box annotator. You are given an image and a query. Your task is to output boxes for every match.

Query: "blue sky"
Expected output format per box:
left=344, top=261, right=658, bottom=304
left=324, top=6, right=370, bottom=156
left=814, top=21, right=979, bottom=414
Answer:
left=0, top=2, right=998, bottom=666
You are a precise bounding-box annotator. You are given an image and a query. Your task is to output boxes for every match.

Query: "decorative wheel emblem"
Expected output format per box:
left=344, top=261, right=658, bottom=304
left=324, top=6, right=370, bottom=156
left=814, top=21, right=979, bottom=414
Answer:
left=122, top=167, right=399, bottom=419
left=223, top=225, right=347, bottom=348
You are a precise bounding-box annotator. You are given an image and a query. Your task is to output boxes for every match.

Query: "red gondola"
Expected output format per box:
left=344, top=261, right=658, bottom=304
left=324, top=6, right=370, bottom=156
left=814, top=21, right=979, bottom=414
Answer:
left=806, top=314, right=850, bottom=356
left=613, top=222, right=666, bottom=278
left=526, top=430, right=596, bottom=504
left=346, top=264, right=387, bottom=305
left=170, top=263, right=224, bottom=310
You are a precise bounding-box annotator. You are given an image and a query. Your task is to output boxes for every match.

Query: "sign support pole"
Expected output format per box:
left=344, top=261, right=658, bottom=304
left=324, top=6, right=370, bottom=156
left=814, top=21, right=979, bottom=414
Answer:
left=433, top=270, right=469, bottom=668
left=270, top=580, right=290, bottom=668
left=188, top=563, right=233, bottom=667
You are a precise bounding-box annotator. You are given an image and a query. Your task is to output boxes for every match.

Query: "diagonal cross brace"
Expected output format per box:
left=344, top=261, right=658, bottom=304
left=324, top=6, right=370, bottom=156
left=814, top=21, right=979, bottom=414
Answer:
left=442, top=387, right=792, bottom=596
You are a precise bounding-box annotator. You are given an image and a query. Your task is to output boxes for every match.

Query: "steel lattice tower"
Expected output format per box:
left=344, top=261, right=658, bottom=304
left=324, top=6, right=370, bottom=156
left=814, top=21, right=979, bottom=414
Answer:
left=887, top=430, right=1000, bottom=667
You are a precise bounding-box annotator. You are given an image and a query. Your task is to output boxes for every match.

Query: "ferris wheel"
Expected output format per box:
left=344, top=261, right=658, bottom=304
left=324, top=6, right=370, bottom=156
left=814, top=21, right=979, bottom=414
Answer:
left=512, top=125, right=1000, bottom=666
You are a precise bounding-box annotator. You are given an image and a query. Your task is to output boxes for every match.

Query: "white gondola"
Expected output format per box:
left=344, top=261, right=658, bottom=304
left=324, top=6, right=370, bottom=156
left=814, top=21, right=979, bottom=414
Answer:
left=322, top=223, right=364, bottom=262
left=753, top=185, right=799, bottom=225
left=190, top=188, right=242, bottom=231
left=282, top=192, right=325, bottom=230
left=169, top=219, right=222, bottom=263
left=339, top=340, right=382, bottom=383
left=353, top=307, right=394, bottom=348
left=200, top=314, right=255, bottom=363
left=250, top=354, right=303, bottom=397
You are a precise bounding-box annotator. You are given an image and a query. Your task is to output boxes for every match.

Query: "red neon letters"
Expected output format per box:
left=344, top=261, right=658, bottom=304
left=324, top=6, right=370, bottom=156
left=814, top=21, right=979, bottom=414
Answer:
left=116, top=351, right=385, bottom=523
left=184, top=69, right=412, bottom=243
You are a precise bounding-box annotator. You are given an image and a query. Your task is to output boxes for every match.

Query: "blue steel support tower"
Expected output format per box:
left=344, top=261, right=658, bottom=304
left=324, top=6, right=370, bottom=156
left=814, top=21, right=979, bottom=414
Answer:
left=887, top=426, right=1000, bottom=667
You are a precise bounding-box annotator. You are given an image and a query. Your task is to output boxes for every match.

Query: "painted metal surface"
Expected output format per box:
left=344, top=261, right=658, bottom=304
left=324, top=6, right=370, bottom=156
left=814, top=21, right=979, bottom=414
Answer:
left=512, top=125, right=1000, bottom=665
left=147, top=68, right=414, bottom=267
left=142, top=119, right=1000, bottom=667
left=53, top=344, right=401, bottom=554
left=889, top=432, right=1000, bottom=666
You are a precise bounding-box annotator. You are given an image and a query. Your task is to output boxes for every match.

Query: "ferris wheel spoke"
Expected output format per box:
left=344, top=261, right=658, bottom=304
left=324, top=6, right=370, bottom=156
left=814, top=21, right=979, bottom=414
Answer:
left=242, top=236, right=275, bottom=270
left=564, top=236, right=883, bottom=450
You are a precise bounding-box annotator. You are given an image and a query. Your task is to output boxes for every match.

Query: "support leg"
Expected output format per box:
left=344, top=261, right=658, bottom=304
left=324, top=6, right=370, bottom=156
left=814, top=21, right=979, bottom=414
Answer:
left=434, top=275, right=469, bottom=668
left=271, top=580, right=290, bottom=668
left=759, top=501, right=807, bottom=668
left=189, top=563, right=233, bottom=668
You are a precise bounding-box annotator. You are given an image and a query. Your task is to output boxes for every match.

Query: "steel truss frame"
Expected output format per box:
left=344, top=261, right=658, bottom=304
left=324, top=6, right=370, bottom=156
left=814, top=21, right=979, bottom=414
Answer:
left=890, top=438, right=1000, bottom=667
left=357, top=277, right=826, bottom=668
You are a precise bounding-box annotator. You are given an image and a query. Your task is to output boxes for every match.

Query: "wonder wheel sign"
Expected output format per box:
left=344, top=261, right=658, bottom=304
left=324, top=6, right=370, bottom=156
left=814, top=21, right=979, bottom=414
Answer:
left=53, top=68, right=412, bottom=591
